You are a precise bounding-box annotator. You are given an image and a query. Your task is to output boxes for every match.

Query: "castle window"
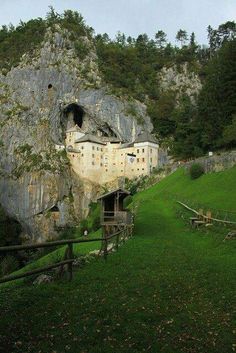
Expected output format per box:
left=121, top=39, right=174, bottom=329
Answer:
left=142, top=149, right=145, bottom=153
left=142, top=158, right=145, bottom=162
left=81, top=146, right=84, bottom=150
left=48, top=84, right=53, bottom=89
left=81, top=154, right=84, bottom=157
left=100, top=163, right=103, bottom=167
left=92, top=154, right=95, bottom=158
left=121, top=170, right=123, bottom=172
left=92, top=161, right=95, bottom=165
left=150, top=149, right=152, bottom=153
left=92, top=146, right=95, bottom=150
left=137, top=158, right=140, bottom=163
left=101, top=148, right=103, bottom=152
left=106, top=169, right=108, bottom=172
left=137, top=168, right=139, bottom=171
left=150, top=158, right=152, bottom=162
left=137, top=149, right=139, bottom=153
left=97, top=147, right=99, bottom=151
left=142, top=168, right=144, bottom=171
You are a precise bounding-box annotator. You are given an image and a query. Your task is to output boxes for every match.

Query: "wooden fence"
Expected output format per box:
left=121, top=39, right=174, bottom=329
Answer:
left=177, top=201, right=236, bottom=226
left=0, top=225, right=133, bottom=285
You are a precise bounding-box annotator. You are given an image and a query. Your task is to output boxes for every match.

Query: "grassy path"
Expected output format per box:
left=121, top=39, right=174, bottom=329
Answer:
left=0, top=195, right=235, bottom=353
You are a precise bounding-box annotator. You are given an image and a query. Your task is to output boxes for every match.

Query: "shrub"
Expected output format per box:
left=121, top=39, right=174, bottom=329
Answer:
left=189, top=163, right=204, bottom=179
left=92, top=216, right=100, bottom=232
left=124, top=195, right=133, bottom=208
left=79, top=219, right=89, bottom=235
left=0, top=255, right=19, bottom=277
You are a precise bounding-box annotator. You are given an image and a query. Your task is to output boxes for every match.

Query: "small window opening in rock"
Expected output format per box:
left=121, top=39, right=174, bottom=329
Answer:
left=64, top=103, right=84, bottom=128
left=48, top=84, right=53, bottom=89
left=50, top=205, right=59, bottom=212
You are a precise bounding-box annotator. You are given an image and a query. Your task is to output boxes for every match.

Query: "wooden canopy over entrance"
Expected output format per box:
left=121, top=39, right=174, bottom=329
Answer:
left=97, top=188, right=132, bottom=225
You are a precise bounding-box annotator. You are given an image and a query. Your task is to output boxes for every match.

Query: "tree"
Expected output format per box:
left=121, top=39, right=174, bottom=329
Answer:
left=176, top=29, right=188, bottom=47
left=207, top=21, right=236, bottom=53
left=197, top=39, right=236, bottom=150
left=222, top=115, right=236, bottom=147
left=155, top=30, right=167, bottom=48
left=116, top=31, right=126, bottom=47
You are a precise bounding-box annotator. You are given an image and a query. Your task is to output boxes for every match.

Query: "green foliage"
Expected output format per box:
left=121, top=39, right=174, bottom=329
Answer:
left=176, top=29, right=188, bottom=46
left=88, top=202, right=101, bottom=232
left=0, top=19, right=46, bottom=71
left=222, top=115, right=236, bottom=147
left=0, top=255, right=19, bottom=277
left=123, top=195, right=133, bottom=208
left=0, top=8, right=93, bottom=72
left=189, top=163, right=205, bottom=179
left=74, top=40, right=90, bottom=60
left=125, top=175, right=149, bottom=194
left=58, top=227, right=76, bottom=240
left=92, top=216, right=100, bottom=232
left=79, top=219, right=89, bottom=235
left=147, top=90, right=176, bottom=136
left=197, top=39, right=236, bottom=151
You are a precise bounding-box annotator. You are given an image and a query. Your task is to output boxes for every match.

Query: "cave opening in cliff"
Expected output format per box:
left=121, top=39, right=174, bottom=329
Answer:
left=50, top=205, right=59, bottom=212
left=64, top=103, right=84, bottom=129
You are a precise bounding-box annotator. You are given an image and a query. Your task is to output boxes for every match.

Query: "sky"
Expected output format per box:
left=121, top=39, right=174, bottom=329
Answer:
left=0, top=0, right=235, bottom=44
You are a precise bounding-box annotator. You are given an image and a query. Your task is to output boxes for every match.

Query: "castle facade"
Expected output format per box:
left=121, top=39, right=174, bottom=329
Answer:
left=64, top=126, right=159, bottom=184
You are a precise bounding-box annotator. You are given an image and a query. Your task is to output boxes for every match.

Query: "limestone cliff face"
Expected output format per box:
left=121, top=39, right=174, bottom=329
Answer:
left=158, top=63, right=202, bottom=102
left=0, top=25, right=152, bottom=242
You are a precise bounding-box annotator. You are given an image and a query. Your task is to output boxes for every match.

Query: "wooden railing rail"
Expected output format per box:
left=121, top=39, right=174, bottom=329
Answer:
left=0, top=260, right=74, bottom=284
left=177, top=201, right=236, bottom=225
left=0, top=237, right=104, bottom=253
left=0, top=225, right=134, bottom=285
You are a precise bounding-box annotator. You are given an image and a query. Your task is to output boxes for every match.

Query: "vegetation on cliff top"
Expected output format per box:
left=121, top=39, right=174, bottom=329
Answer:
left=95, top=22, right=236, bottom=158
left=0, top=7, right=93, bottom=72
left=0, top=8, right=235, bottom=158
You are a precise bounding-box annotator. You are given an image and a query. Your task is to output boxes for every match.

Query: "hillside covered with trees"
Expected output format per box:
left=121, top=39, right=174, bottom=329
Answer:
left=0, top=8, right=235, bottom=159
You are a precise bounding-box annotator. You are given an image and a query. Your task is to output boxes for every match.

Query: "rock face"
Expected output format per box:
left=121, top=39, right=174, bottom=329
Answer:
left=158, top=63, right=202, bottom=102
left=0, top=25, right=152, bottom=242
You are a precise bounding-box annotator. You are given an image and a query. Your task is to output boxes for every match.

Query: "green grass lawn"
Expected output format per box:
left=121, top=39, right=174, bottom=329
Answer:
left=0, top=167, right=235, bottom=353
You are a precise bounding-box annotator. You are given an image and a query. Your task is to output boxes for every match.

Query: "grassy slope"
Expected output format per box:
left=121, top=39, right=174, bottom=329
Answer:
left=0, top=167, right=235, bottom=353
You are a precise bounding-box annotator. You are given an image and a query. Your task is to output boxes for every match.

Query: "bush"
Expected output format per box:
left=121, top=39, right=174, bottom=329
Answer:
left=189, top=163, right=204, bottom=179
left=0, top=255, right=19, bottom=277
left=79, top=219, right=89, bottom=235
left=92, top=216, right=100, bottom=232
left=124, top=195, right=133, bottom=208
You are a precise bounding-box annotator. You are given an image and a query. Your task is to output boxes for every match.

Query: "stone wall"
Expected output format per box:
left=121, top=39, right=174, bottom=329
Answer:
left=185, top=151, right=236, bottom=173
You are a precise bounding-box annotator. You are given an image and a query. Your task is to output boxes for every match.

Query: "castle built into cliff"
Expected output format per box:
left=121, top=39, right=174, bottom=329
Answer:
left=64, top=125, right=159, bottom=184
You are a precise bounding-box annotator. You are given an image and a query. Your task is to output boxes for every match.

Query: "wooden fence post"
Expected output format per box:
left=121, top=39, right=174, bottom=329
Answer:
left=103, top=227, right=108, bottom=261
left=67, top=243, right=74, bottom=281
left=116, top=232, right=119, bottom=251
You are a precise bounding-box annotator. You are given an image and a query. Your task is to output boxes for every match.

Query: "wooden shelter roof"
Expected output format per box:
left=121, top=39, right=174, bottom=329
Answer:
left=97, top=188, right=130, bottom=201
